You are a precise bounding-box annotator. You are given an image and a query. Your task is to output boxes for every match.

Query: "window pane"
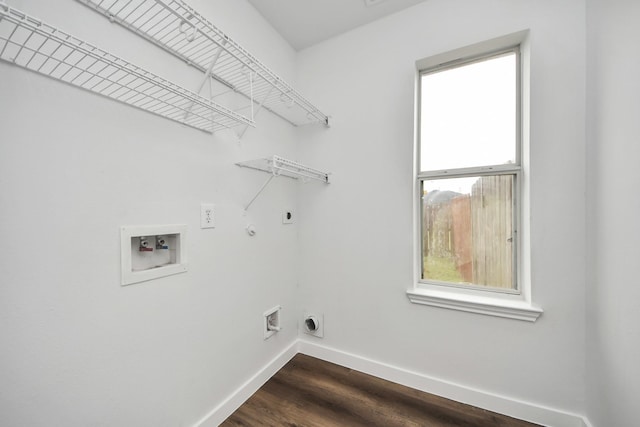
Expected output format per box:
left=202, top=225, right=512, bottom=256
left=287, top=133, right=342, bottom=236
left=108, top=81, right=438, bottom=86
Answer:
left=420, top=53, right=516, bottom=171
left=421, top=175, right=514, bottom=289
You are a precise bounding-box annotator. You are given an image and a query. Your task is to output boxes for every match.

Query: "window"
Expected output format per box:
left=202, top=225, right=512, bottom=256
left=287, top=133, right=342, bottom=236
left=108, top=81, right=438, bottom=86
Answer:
left=420, top=50, right=519, bottom=291
left=407, top=33, right=542, bottom=321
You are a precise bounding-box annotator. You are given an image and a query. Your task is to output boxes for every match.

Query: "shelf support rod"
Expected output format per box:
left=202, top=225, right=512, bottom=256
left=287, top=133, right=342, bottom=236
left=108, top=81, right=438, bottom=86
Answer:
left=183, top=40, right=227, bottom=122
left=238, top=84, right=275, bottom=139
left=244, top=174, right=276, bottom=211
left=249, top=70, right=255, bottom=121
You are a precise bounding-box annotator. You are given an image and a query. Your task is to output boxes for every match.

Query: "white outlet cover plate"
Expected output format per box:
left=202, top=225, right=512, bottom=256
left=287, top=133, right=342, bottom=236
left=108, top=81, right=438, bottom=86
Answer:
left=201, top=203, right=215, bottom=229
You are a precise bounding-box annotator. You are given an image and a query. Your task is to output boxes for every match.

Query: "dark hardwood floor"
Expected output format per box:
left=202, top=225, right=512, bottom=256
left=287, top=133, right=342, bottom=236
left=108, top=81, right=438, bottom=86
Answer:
left=221, top=354, right=539, bottom=427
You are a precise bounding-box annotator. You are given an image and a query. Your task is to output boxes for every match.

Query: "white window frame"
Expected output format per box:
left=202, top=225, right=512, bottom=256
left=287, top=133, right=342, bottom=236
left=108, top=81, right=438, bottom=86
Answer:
left=407, top=31, right=542, bottom=322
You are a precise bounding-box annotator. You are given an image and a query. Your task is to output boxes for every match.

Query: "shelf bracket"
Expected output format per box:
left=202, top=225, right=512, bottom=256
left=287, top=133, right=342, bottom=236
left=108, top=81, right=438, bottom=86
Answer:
left=238, top=85, right=275, bottom=139
left=249, top=68, right=255, bottom=121
left=244, top=173, right=276, bottom=211
left=184, top=41, right=228, bottom=123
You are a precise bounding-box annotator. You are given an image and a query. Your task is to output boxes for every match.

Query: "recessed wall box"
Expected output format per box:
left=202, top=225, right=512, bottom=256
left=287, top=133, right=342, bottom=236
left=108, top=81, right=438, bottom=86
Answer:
left=120, top=225, right=187, bottom=286
left=264, top=305, right=282, bottom=340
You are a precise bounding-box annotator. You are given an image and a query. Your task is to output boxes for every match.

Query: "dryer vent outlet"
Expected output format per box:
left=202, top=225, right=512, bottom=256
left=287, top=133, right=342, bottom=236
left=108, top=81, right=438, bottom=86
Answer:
left=303, top=313, right=324, bottom=338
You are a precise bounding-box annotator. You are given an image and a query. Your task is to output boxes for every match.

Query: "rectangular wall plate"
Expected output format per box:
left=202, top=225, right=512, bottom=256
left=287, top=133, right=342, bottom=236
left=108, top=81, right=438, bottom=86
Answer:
left=201, top=203, right=215, bottom=229
left=120, top=224, right=187, bottom=286
left=282, top=209, right=295, bottom=224
left=303, top=312, right=324, bottom=338
left=264, top=305, right=282, bottom=340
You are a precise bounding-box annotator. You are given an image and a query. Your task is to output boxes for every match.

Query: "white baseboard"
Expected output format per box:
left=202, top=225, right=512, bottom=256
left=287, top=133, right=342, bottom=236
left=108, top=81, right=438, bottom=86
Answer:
left=195, top=340, right=299, bottom=427
left=194, top=338, right=593, bottom=427
left=298, top=340, right=590, bottom=427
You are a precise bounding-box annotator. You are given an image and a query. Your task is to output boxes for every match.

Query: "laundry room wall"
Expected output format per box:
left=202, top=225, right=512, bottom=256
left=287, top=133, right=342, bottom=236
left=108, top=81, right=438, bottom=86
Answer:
left=0, top=1, right=301, bottom=425
left=586, top=0, right=640, bottom=425
left=295, top=0, right=588, bottom=419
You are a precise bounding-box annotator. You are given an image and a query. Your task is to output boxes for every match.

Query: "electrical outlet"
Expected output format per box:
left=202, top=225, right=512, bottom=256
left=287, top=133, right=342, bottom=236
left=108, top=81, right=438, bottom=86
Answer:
left=200, top=203, right=215, bottom=229
left=282, top=210, right=294, bottom=224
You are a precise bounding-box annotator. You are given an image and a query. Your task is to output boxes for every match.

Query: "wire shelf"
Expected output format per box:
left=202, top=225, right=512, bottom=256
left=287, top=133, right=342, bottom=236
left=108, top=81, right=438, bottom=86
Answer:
left=237, top=155, right=330, bottom=184
left=0, top=2, right=254, bottom=133
left=237, top=155, right=329, bottom=210
left=76, top=0, right=330, bottom=127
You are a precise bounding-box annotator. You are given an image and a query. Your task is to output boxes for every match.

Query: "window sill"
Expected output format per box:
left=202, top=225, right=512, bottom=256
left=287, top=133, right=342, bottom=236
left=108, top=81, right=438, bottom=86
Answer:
left=406, top=288, right=543, bottom=322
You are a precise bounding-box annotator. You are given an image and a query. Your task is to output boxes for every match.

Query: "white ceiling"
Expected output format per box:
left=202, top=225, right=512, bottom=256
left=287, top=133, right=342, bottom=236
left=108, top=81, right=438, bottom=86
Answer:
left=246, top=0, right=429, bottom=51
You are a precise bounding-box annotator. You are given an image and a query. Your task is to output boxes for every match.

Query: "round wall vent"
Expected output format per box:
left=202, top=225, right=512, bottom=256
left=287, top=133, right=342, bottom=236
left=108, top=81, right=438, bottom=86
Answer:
left=304, top=316, right=319, bottom=332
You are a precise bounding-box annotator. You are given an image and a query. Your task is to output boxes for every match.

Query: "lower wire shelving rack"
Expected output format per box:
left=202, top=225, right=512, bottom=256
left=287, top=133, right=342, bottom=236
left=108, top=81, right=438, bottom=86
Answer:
left=236, top=155, right=330, bottom=210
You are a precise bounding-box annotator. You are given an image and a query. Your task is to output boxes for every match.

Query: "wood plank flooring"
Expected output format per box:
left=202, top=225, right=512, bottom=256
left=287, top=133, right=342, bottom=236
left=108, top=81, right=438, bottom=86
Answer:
left=221, top=354, right=539, bottom=427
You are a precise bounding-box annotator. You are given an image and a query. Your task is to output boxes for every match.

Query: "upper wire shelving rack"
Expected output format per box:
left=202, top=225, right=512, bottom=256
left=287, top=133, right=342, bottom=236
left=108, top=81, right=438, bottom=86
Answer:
left=0, top=2, right=253, bottom=133
left=76, top=0, right=330, bottom=128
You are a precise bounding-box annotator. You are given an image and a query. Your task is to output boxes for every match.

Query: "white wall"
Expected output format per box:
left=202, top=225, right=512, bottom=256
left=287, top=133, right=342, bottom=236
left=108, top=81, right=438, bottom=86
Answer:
left=0, top=1, right=300, bottom=426
left=296, top=0, right=587, bottom=416
left=9, top=0, right=638, bottom=425
left=586, top=0, right=640, bottom=425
